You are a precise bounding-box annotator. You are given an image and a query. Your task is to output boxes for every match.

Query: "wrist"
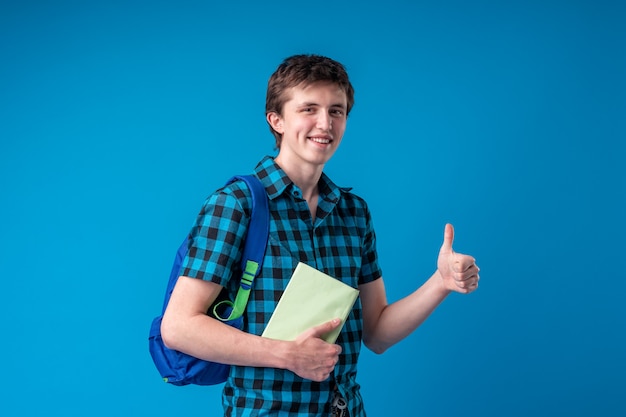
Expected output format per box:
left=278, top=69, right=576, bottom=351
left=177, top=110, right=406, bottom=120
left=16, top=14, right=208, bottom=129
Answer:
left=432, top=269, right=453, bottom=297
left=264, top=338, right=294, bottom=371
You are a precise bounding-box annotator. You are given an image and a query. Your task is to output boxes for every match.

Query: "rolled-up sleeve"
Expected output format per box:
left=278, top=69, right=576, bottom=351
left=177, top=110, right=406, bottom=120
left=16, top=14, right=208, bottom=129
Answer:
left=181, top=189, right=250, bottom=287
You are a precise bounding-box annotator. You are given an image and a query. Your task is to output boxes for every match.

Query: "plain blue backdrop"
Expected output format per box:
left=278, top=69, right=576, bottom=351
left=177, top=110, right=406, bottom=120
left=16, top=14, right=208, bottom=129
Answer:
left=1, top=1, right=624, bottom=416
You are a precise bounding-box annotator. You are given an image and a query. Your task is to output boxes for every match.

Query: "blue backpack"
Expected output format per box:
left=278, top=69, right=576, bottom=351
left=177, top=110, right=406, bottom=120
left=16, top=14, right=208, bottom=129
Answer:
left=148, top=175, right=269, bottom=386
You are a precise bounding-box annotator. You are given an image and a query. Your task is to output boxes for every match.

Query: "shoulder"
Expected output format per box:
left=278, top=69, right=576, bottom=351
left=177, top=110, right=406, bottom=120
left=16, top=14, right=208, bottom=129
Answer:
left=320, top=172, right=370, bottom=212
left=198, top=177, right=255, bottom=219
left=339, top=188, right=368, bottom=207
left=337, top=188, right=373, bottom=222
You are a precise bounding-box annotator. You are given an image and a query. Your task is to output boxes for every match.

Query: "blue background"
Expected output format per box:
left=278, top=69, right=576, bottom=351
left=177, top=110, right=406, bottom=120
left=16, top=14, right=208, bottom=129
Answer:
left=1, top=1, right=624, bottom=416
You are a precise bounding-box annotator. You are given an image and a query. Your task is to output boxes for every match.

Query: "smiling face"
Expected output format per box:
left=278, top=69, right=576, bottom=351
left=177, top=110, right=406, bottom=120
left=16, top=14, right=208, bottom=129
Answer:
left=268, top=81, right=348, bottom=170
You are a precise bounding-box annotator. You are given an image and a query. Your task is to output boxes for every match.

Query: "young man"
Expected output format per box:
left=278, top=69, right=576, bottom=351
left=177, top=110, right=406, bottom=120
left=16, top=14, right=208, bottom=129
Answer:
left=161, top=55, right=480, bottom=416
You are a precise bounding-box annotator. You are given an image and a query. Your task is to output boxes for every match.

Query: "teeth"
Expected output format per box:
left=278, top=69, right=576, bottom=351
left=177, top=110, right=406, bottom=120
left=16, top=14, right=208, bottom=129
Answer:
left=310, top=137, right=331, bottom=144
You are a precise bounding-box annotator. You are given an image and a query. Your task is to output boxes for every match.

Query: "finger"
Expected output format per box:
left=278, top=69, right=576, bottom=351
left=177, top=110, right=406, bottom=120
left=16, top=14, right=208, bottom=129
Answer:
left=457, top=274, right=480, bottom=291
left=452, top=255, right=477, bottom=273
left=440, top=223, right=455, bottom=254
left=465, top=279, right=479, bottom=292
left=452, top=265, right=479, bottom=282
left=456, top=274, right=479, bottom=286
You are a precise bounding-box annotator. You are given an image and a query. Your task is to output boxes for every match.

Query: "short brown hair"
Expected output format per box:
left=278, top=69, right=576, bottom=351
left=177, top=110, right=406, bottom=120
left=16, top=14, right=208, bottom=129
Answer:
left=265, top=54, right=355, bottom=147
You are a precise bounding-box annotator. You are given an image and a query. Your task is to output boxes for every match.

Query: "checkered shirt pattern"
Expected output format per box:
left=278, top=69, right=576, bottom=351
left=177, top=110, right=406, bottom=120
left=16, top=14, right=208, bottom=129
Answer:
left=181, top=156, right=383, bottom=416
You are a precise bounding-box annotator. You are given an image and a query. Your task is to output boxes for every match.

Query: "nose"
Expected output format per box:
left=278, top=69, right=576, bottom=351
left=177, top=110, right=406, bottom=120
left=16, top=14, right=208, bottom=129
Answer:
left=317, top=112, right=332, bottom=131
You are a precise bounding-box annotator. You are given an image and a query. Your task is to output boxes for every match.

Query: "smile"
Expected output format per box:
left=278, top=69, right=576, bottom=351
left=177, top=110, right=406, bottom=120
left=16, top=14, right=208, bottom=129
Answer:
left=309, top=137, right=332, bottom=144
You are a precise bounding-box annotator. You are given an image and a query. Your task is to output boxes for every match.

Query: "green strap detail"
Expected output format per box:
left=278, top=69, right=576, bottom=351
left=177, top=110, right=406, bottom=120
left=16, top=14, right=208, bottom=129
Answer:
left=212, top=260, right=259, bottom=321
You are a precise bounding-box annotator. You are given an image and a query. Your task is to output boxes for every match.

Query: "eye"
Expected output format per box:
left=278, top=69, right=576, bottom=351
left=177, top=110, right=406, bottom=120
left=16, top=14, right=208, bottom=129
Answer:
left=330, top=109, right=345, bottom=117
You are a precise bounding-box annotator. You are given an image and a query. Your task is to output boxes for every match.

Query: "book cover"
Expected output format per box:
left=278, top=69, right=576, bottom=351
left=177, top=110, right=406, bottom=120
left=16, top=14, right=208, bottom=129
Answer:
left=261, top=262, right=360, bottom=343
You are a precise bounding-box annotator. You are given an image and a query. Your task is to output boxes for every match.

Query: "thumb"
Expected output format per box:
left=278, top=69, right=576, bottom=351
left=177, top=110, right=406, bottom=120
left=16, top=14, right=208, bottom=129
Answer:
left=306, top=318, right=342, bottom=339
left=440, top=223, right=455, bottom=254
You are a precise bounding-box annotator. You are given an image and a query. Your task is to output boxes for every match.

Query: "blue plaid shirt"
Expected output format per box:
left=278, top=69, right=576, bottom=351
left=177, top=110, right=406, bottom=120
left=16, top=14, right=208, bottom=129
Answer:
left=182, top=156, right=382, bottom=416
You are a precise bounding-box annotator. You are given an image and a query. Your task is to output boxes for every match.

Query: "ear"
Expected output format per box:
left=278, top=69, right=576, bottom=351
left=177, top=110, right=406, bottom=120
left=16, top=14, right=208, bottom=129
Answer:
left=266, top=112, right=283, bottom=134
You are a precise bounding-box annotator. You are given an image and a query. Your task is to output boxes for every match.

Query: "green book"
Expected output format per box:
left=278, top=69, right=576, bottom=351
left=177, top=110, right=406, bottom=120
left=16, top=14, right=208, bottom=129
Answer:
left=261, top=262, right=360, bottom=343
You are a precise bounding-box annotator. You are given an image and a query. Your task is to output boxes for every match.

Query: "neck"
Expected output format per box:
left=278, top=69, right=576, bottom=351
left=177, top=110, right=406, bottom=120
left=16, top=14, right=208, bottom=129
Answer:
left=274, top=154, right=323, bottom=202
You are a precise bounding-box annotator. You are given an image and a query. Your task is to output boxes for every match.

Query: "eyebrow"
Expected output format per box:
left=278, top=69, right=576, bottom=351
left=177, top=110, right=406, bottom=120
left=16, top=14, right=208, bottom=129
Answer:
left=298, top=102, right=346, bottom=109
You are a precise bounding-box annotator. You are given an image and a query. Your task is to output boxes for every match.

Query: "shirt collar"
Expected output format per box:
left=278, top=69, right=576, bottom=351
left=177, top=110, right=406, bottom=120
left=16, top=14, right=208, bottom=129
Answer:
left=253, top=156, right=351, bottom=203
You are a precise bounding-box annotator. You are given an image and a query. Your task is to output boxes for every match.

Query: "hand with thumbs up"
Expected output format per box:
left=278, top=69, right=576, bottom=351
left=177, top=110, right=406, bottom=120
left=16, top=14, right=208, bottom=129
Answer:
left=437, top=224, right=480, bottom=294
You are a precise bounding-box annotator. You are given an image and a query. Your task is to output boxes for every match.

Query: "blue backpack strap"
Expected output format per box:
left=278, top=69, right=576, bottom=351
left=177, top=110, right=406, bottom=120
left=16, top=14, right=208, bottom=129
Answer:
left=230, top=174, right=270, bottom=281
left=213, top=175, right=270, bottom=321
left=213, top=175, right=269, bottom=320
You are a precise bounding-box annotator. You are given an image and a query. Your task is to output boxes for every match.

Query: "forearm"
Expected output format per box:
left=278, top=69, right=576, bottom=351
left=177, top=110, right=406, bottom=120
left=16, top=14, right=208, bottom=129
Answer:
left=364, top=271, right=451, bottom=354
left=162, top=310, right=342, bottom=382
left=162, top=312, right=291, bottom=369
